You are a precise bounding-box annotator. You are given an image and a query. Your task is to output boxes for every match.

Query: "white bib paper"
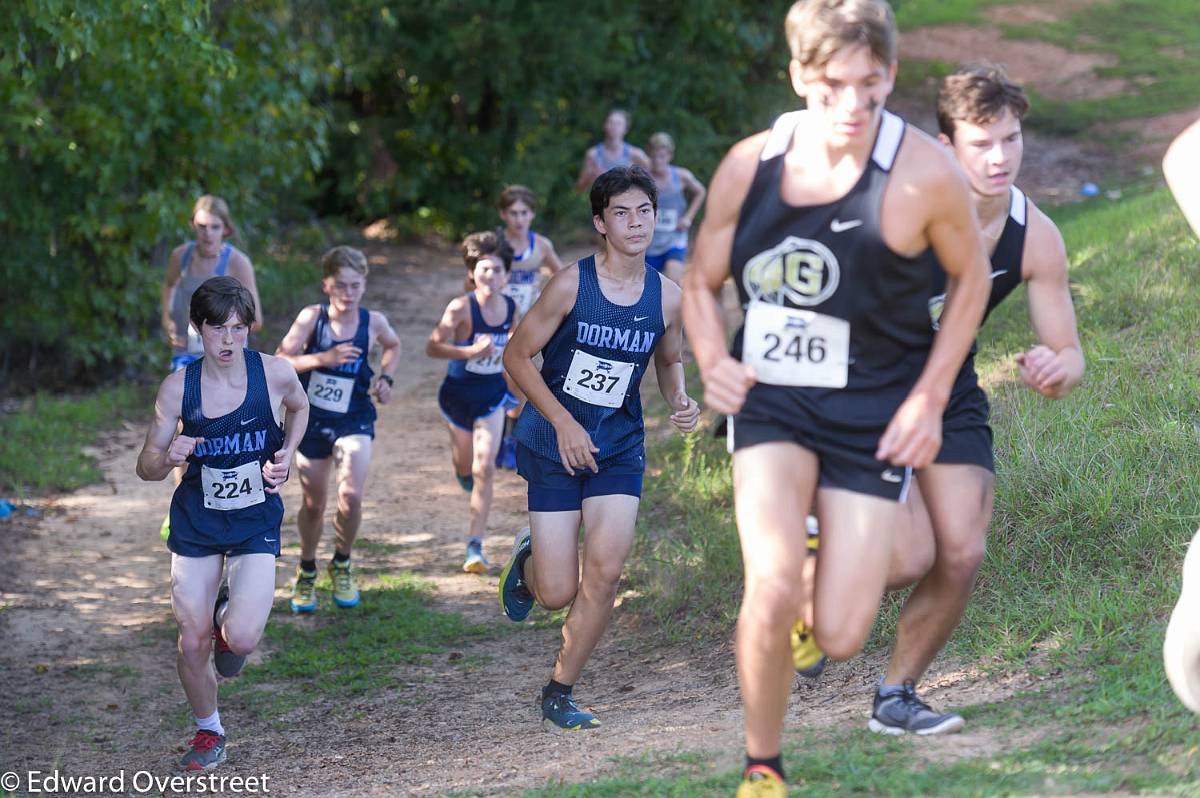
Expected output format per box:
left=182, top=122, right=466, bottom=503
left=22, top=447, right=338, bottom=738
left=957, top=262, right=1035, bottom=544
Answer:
left=307, top=372, right=354, bottom=413
left=465, top=334, right=506, bottom=375
left=742, top=301, right=849, bottom=388
left=562, top=349, right=635, bottom=408
left=655, top=208, right=679, bottom=234
left=186, top=324, right=204, bottom=355
left=503, top=283, right=536, bottom=316
left=202, top=460, right=266, bottom=511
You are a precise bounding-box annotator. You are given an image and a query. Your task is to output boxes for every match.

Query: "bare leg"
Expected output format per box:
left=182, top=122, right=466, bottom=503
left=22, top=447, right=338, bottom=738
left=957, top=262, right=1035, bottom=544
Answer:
left=330, top=435, right=372, bottom=556
left=884, top=464, right=993, bottom=685
left=886, top=479, right=937, bottom=591
left=446, top=423, right=473, bottom=482
left=468, top=407, right=506, bottom=542
left=295, top=453, right=333, bottom=562
left=171, top=554, right=224, bottom=717
left=1164, top=528, right=1200, bottom=713
left=523, top=510, right=583, bottom=608
left=220, top=553, right=277, bottom=655
left=733, top=442, right=818, bottom=759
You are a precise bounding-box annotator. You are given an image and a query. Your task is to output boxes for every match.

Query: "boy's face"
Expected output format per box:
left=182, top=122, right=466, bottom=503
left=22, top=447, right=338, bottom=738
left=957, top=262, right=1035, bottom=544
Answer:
left=941, top=107, right=1024, bottom=199
left=200, top=311, right=249, bottom=365
left=594, top=188, right=654, bottom=256
left=792, top=43, right=895, bottom=147
left=649, top=147, right=673, bottom=172
left=500, top=200, right=535, bottom=234
left=471, top=254, right=508, bottom=293
left=604, top=112, right=628, bottom=140
left=322, top=266, right=367, bottom=311
left=192, top=209, right=227, bottom=256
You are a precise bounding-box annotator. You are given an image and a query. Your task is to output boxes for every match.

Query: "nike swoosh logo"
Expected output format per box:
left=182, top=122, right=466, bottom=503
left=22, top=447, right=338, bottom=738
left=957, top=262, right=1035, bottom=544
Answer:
left=830, top=219, right=864, bottom=233
left=240, top=417, right=256, bottom=426
left=881, top=469, right=903, bottom=484
left=990, top=269, right=1008, bottom=280
left=633, top=315, right=649, bottom=322
left=264, top=538, right=276, bottom=543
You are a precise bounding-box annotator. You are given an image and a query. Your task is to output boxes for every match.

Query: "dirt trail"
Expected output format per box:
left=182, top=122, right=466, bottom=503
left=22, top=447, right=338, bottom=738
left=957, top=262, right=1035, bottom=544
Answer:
left=2, top=241, right=1028, bottom=797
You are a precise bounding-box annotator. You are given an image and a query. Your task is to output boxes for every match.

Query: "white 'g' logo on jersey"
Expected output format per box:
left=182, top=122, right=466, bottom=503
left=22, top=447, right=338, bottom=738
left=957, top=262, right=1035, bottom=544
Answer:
left=743, top=236, right=840, bottom=307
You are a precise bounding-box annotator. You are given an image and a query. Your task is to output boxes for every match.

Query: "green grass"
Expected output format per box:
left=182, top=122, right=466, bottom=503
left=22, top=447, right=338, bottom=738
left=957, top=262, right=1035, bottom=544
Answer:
left=225, top=572, right=500, bottom=719
left=613, top=188, right=1200, bottom=793
left=0, top=381, right=154, bottom=496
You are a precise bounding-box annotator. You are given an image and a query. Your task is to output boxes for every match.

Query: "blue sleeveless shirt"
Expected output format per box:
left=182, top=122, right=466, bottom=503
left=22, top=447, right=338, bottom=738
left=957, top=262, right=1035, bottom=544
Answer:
left=171, top=350, right=285, bottom=541
left=513, top=256, right=665, bottom=463
left=446, top=294, right=515, bottom=384
left=300, top=305, right=376, bottom=422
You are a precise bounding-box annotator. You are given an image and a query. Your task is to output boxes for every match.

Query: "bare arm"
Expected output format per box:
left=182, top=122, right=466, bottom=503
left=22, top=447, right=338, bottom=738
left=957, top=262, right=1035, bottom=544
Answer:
left=575, top=149, right=600, bottom=193
left=1164, top=118, right=1200, bottom=237
left=537, top=234, right=565, bottom=277
left=369, top=311, right=402, bottom=405
left=653, top=279, right=700, bottom=432
left=682, top=134, right=765, bottom=415
left=227, top=251, right=264, bottom=333
left=425, top=297, right=491, bottom=360
left=877, top=145, right=991, bottom=468
left=1018, top=206, right=1084, bottom=398
left=502, top=267, right=601, bottom=474
left=135, top=372, right=194, bottom=482
left=161, top=246, right=186, bottom=348
left=678, top=167, right=708, bottom=232
left=630, top=146, right=651, bottom=170
left=261, top=355, right=309, bottom=493
left=275, top=306, right=357, bottom=374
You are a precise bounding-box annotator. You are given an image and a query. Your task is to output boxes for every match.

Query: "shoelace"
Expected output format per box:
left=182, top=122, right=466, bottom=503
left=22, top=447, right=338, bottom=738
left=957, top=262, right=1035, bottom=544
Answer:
left=899, top=683, right=933, bottom=713
left=331, top=565, right=352, bottom=590
left=189, top=731, right=220, bottom=752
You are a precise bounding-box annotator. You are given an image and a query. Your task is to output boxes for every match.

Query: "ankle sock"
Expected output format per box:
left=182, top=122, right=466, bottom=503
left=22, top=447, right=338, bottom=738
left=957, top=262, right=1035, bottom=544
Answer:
left=195, top=709, right=224, bottom=737
left=745, top=754, right=784, bottom=782
left=542, top=679, right=572, bottom=700
left=333, top=550, right=350, bottom=564
left=300, top=559, right=316, bottom=573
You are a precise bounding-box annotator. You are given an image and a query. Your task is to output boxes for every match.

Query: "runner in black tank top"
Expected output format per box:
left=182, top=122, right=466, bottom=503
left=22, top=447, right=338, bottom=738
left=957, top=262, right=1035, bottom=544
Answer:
left=681, top=5, right=992, bottom=789
left=136, top=276, right=309, bottom=772
left=275, top=247, right=401, bottom=613
left=499, top=166, right=699, bottom=732
left=873, top=64, right=1083, bottom=740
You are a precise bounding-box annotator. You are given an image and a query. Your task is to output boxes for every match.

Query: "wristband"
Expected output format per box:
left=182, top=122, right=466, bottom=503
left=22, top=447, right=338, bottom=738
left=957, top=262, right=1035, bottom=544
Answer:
left=379, top=374, right=394, bottom=387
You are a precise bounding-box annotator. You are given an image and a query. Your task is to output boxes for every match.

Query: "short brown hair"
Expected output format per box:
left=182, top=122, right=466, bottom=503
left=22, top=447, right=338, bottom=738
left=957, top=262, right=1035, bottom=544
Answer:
left=497, top=185, right=538, bottom=211
left=647, top=132, right=675, bottom=153
left=321, top=245, right=369, bottom=278
left=190, top=276, right=255, bottom=330
left=785, top=0, right=896, bottom=71
left=192, top=195, right=237, bottom=239
left=937, top=64, right=1030, bottom=140
left=460, top=231, right=513, bottom=273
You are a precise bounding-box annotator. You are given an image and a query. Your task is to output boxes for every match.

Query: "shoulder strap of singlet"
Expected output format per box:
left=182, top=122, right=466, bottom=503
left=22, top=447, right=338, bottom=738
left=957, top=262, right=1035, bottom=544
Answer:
left=181, top=241, right=196, bottom=275
left=870, top=111, right=905, bottom=171
left=215, top=243, right=232, bottom=276
left=670, top=166, right=680, bottom=187
left=1009, top=185, right=1028, bottom=226
left=306, top=304, right=329, bottom=352
left=622, top=143, right=630, bottom=158
left=504, top=295, right=516, bottom=326
left=760, top=112, right=803, bottom=161
left=593, top=144, right=604, bottom=163
left=244, top=350, right=272, bottom=419
left=354, top=307, right=371, bottom=350
left=467, top=293, right=484, bottom=333
left=182, top=359, right=203, bottom=426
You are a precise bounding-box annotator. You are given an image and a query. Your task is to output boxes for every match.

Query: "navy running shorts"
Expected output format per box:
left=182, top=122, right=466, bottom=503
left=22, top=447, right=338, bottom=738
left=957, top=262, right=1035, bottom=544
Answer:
left=166, top=492, right=283, bottom=559
left=935, top=364, right=994, bottom=472
left=516, top=442, right=645, bottom=512
left=646, top=247, right=687, bottom=272
left=298, top=412, right=376, bottom=460
left=437, top=378, right=508, bottom=432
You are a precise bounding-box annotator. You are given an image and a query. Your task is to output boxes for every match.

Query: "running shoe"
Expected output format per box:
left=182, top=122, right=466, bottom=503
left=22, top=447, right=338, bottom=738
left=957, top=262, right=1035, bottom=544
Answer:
left=160, top=512, right=171, bottom=542
left=180, top=730, right=226, bottom=771
left=541, top=692, right=601, bottom=731
left=455, top=473, right=474, bottom=493
left=212, top=584, right=247, bottom=678
left=463, top=539, right=490, bottom=574
left=328, top=559, right=360, bottom=608
left=736, top=765, right=787, bottom=797
left=290, top=565, right=318, bottom=613
left=496, top=435, right=518, bottom=470
left=1164, top=527, right=1200, bottom=712
left=790, top=620, right=825, bottom=676
left=498, top=527, right=534, bottom=621
left=869, top=681, right=964, bottom=735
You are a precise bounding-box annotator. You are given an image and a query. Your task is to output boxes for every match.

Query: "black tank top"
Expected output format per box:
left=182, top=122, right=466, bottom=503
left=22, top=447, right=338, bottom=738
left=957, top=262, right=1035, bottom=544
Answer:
left=730, top=110, right=934, bottom=424
left=928, top=185, right=1027, bottom=330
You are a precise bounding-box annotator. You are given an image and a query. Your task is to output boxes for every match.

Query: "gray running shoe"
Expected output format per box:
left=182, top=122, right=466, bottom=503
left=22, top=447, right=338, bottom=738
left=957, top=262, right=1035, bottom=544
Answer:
left=868, top=681, right=964, bottom=736
left=212, top=584, right=246, bottom=678
left=180, top=730, right=226, bottom=771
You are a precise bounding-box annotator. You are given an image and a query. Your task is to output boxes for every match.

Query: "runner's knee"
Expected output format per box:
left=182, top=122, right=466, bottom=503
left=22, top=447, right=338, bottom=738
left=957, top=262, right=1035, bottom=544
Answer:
left=741, top=575, right=804, bottom=633
left=177, top=626, right=212, bottom=661
left=935, top=532, right=987, bottom=583
left=336, top=484, right=362, bottom=514
left=534, top=578, right=577, bottom=610
left=221, top=621, right=263, bottom=656
left=471, top=457, right=496, bottom=483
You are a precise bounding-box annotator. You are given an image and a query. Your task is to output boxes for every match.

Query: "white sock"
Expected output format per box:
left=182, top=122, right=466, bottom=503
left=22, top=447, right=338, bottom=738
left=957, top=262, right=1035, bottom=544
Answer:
left=195, top=709, right=224, bottom=736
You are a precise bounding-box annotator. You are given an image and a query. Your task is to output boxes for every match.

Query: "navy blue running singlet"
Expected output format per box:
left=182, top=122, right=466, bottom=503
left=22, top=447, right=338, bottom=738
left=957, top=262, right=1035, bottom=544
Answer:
left=513, top=256, right=664, bottom=462
left=300, top=305, right=376, bottom=423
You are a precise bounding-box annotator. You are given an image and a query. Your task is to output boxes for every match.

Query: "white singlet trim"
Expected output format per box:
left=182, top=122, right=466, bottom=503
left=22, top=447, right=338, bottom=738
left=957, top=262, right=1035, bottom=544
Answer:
left=1009, top=186, right=1028, bottom=226
left=870, top=111, right=904, bottom=171
left=761, top=112, right=804, bottom=161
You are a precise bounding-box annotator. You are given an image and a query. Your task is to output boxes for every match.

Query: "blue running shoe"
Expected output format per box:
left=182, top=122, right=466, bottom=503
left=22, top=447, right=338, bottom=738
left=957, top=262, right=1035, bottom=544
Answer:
left=212, top=584, right=247, bottom=678
left=496, top=435, right=518, bottom=470
left=542, top=692, right=601, bottom=731
left=498, top=527, right=534, bottom=621
left=463, top=538, right=491, bottom=574
left=455, top=472, right=474, bottom=493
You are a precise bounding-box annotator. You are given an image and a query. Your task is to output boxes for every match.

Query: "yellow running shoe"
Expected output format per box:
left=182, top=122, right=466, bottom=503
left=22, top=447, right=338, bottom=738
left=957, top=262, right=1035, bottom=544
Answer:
left=327, top=559, right=360, bottom=608
left=790, top=619, right=825, bottom=675
left=290, top=566, right=318, bottom=613
left=736, top=765, right=787, bottom=797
